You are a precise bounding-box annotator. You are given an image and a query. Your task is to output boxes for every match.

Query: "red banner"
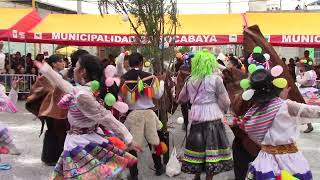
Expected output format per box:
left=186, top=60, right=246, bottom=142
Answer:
left=24, top=32, right=243, bottom=46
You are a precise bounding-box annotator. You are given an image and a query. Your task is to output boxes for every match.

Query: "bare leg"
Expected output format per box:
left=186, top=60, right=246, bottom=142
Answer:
left=193, top=173, right=201, bottom=180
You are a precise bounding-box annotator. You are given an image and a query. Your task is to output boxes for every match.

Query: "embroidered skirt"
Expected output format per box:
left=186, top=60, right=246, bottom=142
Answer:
left=246, top=150, right=312, bottom=180
left=181, top=120, right=233, bottom=175
left=0, top=126, right=13, bottom=154
left=51, top=128, right=137, bottom=180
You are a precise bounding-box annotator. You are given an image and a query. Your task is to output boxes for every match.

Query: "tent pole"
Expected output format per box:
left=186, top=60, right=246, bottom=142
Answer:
left=25, top=41, right=27, bottom=71
left=8, top=40, right=11, bottom=68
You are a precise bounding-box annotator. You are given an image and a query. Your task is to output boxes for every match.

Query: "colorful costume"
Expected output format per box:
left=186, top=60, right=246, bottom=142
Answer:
left=121, top=68, right=165, bottom=178
left=237, top=65, right=318, bottom=180
left=0, top=85, right=20, bottom=155
left=178, top=50, right=233, bottom=176
left=296, top=58, right=319, bottom=106
left=38, top=63, right=137, bottom=180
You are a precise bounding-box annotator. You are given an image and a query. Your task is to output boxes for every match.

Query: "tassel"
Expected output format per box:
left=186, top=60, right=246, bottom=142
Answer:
left=138, top=79, right=144, bottom=93
left=121, top=85, right=127, bottom=96
left=131, top=91, right=136, bottom=104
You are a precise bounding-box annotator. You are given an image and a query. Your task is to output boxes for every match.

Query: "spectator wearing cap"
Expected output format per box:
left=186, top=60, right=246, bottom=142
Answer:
left=26, top=54, right=69, bottom=166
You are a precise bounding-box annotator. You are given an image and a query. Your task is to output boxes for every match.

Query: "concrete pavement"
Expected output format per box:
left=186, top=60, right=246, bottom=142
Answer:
left=0, top=101, right=320, bottom=180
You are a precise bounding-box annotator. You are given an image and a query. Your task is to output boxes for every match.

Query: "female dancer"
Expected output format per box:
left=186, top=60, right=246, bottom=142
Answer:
left=0, top=78, right=21, bottom=169
left=178, top=49, right=233, bottom=180
left=33, top=54, right=137, bottom=179
left=237, top=65, right=320, bottom=180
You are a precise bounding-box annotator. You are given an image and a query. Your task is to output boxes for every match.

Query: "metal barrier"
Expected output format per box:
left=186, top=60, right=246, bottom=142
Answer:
left=0, top=74, right=37, bottom=93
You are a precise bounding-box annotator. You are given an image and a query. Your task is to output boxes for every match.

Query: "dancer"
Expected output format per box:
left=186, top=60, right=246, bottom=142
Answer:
left=26, top=55, right=68, bottom=166
left=178, top=49, right=233, bottom=180
left=237, top=65, right=319, bottom=180
left=175, top=52, right=193, bottom=130
left=120, top=52, right=166, bottom=179
left=33, top=54, right=137, bottom=179
left=298, top=50, right=316, bottom=133
left=0, top=78, right=21, bottom=170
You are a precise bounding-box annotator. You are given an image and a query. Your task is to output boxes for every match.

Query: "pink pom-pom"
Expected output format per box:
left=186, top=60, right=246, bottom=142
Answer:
left=105, top=78, right=115, bottom=87
left=105, top=65, right=116, bottom=78
left=271, top=65, right=283, bottom=77
left=113, top=101, right=129, bottom=113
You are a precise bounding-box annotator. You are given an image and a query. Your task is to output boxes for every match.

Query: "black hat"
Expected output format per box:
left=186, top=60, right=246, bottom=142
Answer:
left=241, top=65, right=288, bottom=103
left=250, top=69, right=281, bottom=103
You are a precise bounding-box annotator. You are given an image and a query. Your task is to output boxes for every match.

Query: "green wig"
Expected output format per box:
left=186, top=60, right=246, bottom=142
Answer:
left=191, top=49, right=218, bottom=80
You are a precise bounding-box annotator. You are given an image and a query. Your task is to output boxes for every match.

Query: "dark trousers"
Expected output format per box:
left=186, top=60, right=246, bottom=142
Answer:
left=41, top=118, right=68, bottom=164
left=129, top=130, right=164, bottom=177
left=181, top=103, right=189, bottom=129
left=232, top=138, right=257, bottom=180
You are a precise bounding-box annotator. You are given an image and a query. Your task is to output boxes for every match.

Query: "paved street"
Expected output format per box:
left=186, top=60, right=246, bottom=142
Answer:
left=0, top=101, right=320, bottom=180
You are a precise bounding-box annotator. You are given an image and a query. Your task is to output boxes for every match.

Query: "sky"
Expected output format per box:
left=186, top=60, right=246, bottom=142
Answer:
left=38, top=0, right=318, bottom=14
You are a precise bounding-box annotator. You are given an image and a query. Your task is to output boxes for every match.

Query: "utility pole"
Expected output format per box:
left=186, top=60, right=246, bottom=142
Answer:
left=280, top=0, right=282, bottom=10
left=228, top=0, right=232, bottom=13
left=32, top=0, right=36, bottom=8
left=77, top=0, right=82, bottom=14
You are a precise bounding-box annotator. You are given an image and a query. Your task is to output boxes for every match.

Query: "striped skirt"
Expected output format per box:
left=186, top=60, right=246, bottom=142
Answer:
left=181, top=120, right=233, bottom=175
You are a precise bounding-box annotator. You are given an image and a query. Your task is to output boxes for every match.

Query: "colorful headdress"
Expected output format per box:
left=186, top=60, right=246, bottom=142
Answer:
left=240, top=64, right=288, bottom=102
left=91, top=65, right=129, bottom=113
left=191, top=49, right=218, bottom=80
left=247, top=46, right=271, bottom=70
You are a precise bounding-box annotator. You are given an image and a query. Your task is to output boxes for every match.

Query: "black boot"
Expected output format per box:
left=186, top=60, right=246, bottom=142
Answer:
left=304, top=123, right=314, bottom=133
left=128, top=150, right=139, bottom=180
left=152, top=153, right=164, bottom=176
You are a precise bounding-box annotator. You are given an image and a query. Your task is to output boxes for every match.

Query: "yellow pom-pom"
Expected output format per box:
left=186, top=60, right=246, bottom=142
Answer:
left=273, top=78, right=288, bottom=89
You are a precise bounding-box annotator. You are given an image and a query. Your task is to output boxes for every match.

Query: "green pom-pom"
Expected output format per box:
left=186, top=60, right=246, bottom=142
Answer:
left=248, top=64, right=257, bottom=74
left=138, top=79, right=144, bottom=92
left=91, top=80, right=100, bottom=91
left=253, top=46, right=262, bottom=54
left=308, top=61, right=313, bottom=66
left=272, top=78, right=287, bottom=89
left=159, top=121, right=163, bottom=129
left=240, top=79, right=250, bottom=90
left=303, top=59, right=307, bottom=64
left=104, top=93, right=116, bottom=106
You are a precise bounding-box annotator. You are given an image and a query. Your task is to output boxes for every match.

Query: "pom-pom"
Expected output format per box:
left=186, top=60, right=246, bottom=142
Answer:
left=105, top=65, right=116, bottom=78
left=108, top=137, right=126, bottom=150
left=176, top=53, right=183, bottom=59
left=263, top=53, right=270, bottom=61
left=176, top=117, right=184, bottom=124
left=253, top=46, right=262, bottom=54
left=160, top=142, right=168, bottom=154
left=242, top=89, right=255, bottom=101
left=144, top=61, right=151, bottom=67
left=91, top=80, right=100, bottom=92
left=256, top=65, right=264, bottom=70
left=303, top=59, right=307, bottom=64
left=271, top=65, right=283, bottom=77
left=113, top=101, right=129, bottom=113
left=104, top=93, right=116, bottom=106
left=105, top=78, right=115, bottom=87
left=240, top=79, right=250, bottom=90
left=272, top=78, right=287, bottom=89
left=248, top=64, right=257, bottom=74
left=308, top=61, right=313, bottom=66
